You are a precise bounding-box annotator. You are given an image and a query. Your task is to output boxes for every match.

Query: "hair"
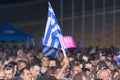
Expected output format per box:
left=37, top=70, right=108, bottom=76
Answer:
left=37, top=51, right=43, bottom=55
left=115, top=77, right=120, bottom=80
left=73, top=72, right=87, bottom=80
left=41, top=56, right=49, bottom=61
left=96, top=61, right=108, bottom=71
left=5, top=53, right=15, bottom=60
left=19, top=67, right=29, bottom=76
left=30, top=59, right=41, bottom=68
left=44, top=67, right=58, bottom=78
left=82, top=68, right=90, bottom=72
left=96, top=69, right=111, bottom=79
left=9, top=62, right=17, bottom=66
left=17, top=60, right=28, bottom=71
left=17, top=48, right=24, bottom=55
left=17, top=60, right=27, bottom=65
left=111, top=60, right=117, bottom=66
left=4, top=63, right=14, bottom=72
left=79, top=54, right=88, bottom=60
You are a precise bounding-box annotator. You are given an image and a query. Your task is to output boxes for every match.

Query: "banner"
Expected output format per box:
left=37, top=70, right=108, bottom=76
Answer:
left=60, top=36, right=76, bottom=49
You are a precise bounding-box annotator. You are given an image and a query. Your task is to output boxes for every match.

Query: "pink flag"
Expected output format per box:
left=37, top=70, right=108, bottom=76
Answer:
left=60, top=36, right=76, bottom=49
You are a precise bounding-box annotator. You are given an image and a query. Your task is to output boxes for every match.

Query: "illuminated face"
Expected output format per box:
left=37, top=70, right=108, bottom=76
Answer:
left=76, top=53, right=81, bottom=59
left=98, top=69, right=112, bottom=80
left=109, top=64, right=115, bottom=70
left=82, top=55, right=88, bottom=62
left=4, top=69, right=14, bottom=80
left=21, top=69, right=32, bottom=80
left=38, top=53, right=44, bottom=59
left=59, top=53, right=64, bottom=61
left=18, top=49, right=25, bottom=58
left=82, top=76, right=88, bottom=80
left=30, top=65, right=41, bottom=78
left=42, top=57, right=49, bottom=67
left=72, top=66, right=81, bottom=77
left=18, top=62, right=27, bottom=71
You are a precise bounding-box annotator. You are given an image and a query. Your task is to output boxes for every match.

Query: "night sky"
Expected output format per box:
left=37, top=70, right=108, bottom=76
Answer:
left=0, top=0, right=120, bottom=45
left=0, top=0, right=120, bottom=25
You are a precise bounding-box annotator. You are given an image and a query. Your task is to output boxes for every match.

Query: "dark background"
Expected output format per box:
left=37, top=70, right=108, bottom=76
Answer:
left=0, top=0, right=120, bottom=48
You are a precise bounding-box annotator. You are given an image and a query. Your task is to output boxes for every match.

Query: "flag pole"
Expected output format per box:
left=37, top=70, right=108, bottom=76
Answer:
left=59, top=37, right=67, bottom=58
left=62, top=47, right=67, bottom=58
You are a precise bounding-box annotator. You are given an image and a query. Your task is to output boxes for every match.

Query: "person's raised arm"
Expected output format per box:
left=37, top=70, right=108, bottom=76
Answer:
left=55, top=57, right=69, bottom=79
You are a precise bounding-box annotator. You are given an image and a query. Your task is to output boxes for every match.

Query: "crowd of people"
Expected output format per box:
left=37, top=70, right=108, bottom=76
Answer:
left=0, top=45, right=119, bottom=80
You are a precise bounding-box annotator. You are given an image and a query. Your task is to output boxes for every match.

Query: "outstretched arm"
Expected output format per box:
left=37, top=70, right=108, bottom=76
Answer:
left=55, top=57, right=69, bottom=79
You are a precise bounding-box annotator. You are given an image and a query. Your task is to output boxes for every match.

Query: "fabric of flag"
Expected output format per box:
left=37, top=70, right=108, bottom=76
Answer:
left=39, top=34, right=60, bottom=57
left=42, top=46, right=59, bottom=57
left=42, top=2, right=63, bottom=49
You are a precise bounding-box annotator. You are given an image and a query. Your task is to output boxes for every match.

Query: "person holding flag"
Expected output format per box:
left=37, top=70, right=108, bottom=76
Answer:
left=42, top=2, right=69, bottom=80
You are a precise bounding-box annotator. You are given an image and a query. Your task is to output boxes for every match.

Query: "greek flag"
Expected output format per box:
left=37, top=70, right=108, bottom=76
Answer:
left=40, top=35, right=59, bottom=57
left=42, top=46, right=59, bottom=56
left=42, top=2, right=62, bottom=49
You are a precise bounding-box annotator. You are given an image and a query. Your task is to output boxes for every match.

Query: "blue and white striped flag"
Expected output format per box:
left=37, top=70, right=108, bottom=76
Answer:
left=42, top=46, right=59, bottom=56
left=40, top=34, right=60, bottom=57
left=42, top=2, right=62, bottom=49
